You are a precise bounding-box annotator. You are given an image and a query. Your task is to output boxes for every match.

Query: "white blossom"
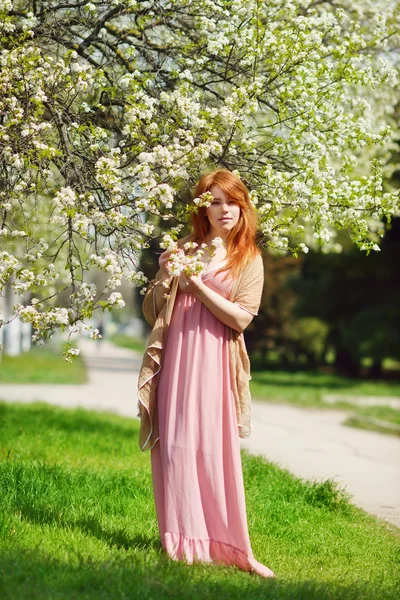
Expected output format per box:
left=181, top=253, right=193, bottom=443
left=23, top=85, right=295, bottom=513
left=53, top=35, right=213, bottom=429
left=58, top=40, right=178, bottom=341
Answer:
left=108, top=292, right=125, bottom=308
left=211, top=237, right=225, bottom=249
left=0, top=0, right=399, bottom=343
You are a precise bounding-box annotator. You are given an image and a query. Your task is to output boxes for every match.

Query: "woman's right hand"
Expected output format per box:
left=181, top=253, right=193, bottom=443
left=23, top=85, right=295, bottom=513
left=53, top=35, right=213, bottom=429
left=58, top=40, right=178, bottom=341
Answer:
left=159, top=250, right=173, bottom=278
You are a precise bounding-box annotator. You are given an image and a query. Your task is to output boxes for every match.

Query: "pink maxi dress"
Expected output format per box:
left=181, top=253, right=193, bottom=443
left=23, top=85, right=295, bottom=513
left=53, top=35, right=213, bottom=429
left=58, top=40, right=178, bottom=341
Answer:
left=151, top=267, right=275, bottom=578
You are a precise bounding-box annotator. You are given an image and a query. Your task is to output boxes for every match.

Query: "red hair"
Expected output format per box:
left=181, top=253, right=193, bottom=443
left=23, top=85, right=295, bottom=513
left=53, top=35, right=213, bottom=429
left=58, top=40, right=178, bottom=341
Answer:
left=188, top=169, right=260, bottom=278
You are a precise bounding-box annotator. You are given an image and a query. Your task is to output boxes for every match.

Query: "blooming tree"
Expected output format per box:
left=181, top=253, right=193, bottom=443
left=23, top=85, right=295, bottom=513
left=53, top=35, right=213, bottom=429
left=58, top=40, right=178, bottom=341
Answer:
left=1, top=0, right=399, bottom=355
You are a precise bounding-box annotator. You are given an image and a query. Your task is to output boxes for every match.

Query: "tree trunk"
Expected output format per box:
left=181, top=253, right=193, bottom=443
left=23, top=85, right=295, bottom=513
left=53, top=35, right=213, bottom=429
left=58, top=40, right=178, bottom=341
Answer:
left=369, top=358, right=383, bottom=379
left=335, top=349, right=360, bottom=377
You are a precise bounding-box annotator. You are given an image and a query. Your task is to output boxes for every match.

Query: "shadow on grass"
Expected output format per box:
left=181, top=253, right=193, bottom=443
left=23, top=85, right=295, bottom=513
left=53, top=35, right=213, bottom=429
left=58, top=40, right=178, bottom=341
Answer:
left=69, top=518, right=161, bottom=553
left=0, top=548, right=395, bottom=600
left=13, top=507, right=160, bottom=553
left=0, top=460, right=157, bottom=554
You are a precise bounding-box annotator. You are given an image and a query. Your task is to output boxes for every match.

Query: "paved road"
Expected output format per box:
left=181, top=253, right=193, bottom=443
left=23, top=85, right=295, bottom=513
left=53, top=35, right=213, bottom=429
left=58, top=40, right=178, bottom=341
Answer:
left=1, top=338, right=399, bottom=529
left=242, top=402, right=400, bottom=529
left=0, top=339, right=141, bottom=416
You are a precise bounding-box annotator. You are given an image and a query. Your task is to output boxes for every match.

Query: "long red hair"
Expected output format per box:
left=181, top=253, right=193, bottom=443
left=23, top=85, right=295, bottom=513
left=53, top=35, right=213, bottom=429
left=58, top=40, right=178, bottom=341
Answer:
left=188, top=169, right=260, bottom=278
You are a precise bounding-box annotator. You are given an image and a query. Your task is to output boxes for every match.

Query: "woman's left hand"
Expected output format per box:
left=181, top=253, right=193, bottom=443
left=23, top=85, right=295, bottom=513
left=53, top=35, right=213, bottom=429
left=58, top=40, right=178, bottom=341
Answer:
left=178, top=272, right=204, bottom=294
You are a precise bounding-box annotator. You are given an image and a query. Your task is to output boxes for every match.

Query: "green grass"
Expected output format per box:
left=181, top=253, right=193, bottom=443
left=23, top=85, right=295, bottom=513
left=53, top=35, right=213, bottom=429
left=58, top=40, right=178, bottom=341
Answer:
left=250, top=370, right=400, bottom=406
left=343, top=405, right=400, bottom=437
left=349, top=405, right=400, bottom=426
left=109, top=334, right=146, bottom=355
left=0, top=346, right=87, bottom=384
left=0, top=402, right=399, bottom=600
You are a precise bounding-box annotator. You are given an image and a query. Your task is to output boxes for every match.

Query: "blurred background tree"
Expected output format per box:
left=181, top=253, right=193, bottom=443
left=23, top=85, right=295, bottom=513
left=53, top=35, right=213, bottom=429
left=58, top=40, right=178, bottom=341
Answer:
left=288, top=217, right=400, bottom=378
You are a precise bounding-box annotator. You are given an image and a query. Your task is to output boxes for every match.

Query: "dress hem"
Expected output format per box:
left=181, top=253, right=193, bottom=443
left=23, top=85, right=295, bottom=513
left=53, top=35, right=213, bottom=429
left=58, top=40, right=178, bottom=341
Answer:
left=162, top=531, right=275, bottom=579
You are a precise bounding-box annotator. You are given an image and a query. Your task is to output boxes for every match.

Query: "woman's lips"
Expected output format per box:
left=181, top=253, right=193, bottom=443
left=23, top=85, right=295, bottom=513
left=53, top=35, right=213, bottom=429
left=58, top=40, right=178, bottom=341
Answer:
left=219, top=217, right=232, bottom=221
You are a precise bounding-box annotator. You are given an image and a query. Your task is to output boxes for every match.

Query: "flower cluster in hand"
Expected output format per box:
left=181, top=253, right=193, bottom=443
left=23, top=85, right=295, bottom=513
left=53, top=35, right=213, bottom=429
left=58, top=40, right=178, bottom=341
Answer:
left=159, top=236, right=225, bottom=293
left=0, top=0, right=399, bottom=354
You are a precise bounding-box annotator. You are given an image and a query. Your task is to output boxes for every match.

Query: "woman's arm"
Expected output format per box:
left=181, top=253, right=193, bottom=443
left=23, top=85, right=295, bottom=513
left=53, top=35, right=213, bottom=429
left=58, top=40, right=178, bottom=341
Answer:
left=179, top=274, right=254, bottom=333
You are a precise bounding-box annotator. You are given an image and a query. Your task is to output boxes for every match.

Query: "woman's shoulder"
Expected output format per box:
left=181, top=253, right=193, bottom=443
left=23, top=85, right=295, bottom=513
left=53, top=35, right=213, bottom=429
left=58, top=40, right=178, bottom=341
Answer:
left=244, top=250, right=263, bottom=272
left=233, top=251, right=263, bottom=290
left=234, top=251, right=263, bottom=286
left=231, top=249, right=264, bottom=307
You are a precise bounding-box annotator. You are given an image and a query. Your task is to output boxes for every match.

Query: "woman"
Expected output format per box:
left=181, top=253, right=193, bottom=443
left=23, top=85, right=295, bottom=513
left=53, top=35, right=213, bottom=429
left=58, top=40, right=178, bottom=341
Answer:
left=138, top=169, right=275, bottom=578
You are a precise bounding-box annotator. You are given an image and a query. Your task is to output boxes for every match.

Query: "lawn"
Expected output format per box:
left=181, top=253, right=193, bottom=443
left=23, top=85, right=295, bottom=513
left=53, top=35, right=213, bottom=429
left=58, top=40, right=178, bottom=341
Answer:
left=343, top=405, right=400, bottom=437
left=250, top=370, right=400, bottom=405
left=0, top=346, right=87, bottom=384
left=250, top=370, right=400, bottom=436
left=0, top=401, right=399, bottom=600
left=109, top=334, right=147, bottom=355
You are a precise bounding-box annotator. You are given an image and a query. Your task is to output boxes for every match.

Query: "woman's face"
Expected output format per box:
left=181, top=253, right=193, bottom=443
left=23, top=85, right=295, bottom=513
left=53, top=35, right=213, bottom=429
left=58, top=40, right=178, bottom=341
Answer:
left=206, top=185, right=241, bottom=238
